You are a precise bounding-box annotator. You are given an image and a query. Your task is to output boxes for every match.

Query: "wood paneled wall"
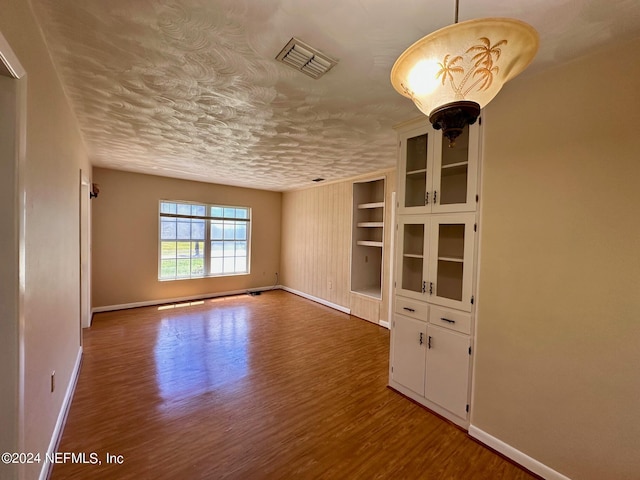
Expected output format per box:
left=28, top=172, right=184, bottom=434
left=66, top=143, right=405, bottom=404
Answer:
left=281, top=181, right=351, bottom=308
left=281, top=169, right=396, bottom=323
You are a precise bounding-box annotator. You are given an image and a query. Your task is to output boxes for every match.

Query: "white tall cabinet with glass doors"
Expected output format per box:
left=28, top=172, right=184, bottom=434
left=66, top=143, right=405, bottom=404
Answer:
left=389, top=117, right=481, bottom=428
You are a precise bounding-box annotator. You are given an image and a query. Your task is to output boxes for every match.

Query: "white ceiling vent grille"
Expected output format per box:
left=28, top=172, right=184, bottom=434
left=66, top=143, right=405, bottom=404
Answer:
left=276, top=38, right=337, bottom=79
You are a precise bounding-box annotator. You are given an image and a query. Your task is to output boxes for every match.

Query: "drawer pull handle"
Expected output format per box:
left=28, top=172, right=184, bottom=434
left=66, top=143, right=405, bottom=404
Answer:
left=441, top=317, right=456, bottom=324
left=403, top=307, right=416, bottom=312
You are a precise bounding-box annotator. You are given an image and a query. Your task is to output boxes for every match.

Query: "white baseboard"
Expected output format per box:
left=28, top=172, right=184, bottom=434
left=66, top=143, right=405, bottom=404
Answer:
left=39, top=347, right=83, bottom=480
left=279, top=286, right=351, bottom=314
left=468, top=425, right=572, bottom=480
left=379, top=320, right=390, bottom=329
left=91, top=286, right=277, bottom=314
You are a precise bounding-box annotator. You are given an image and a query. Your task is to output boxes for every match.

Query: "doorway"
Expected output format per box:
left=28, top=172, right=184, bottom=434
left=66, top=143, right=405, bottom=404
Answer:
left=79, top=172, right=91, bottom=332
left=0, top=30, right=26, bottom=475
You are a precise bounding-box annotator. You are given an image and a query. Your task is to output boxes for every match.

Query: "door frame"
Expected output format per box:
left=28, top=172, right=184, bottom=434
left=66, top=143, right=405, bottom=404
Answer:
left=0, top=29, right=27, bottom=478
left=79, top=171, right=91, bottom=330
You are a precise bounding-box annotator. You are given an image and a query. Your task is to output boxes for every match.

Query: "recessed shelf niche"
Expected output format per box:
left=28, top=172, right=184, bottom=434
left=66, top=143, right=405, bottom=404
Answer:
left=351, top=178, right=385, bottom=299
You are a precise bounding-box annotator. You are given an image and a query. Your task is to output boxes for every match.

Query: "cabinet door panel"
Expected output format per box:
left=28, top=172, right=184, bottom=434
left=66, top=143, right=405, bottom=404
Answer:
left=395, top=215, right=430, bottom=301
left=431, top=122, right=480, bottom=213
left=425, top=325, right=470, bottom=418
left=391, top=314, right=427, bottom=396
left=427, top=213, right=475, bottom=312
left=398, top=123, right=433, bottom=214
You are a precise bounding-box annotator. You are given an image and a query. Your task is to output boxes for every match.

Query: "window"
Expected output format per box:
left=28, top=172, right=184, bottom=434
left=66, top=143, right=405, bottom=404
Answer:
left=159, top=201, right=250, bottom=280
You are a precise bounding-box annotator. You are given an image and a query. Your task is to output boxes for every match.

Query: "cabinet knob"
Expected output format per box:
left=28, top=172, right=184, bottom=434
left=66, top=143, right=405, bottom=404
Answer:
left=441, top=317, right=455, bottom=324
left=433, top=190, right=437, bottom=204
left=428, top=335, right=432, bottom=349
left=425, top=192, right=429, bottom=205
left=422, top=281, right=426, bottom=293
left=419, top=332, right=424, bottom=345
left=403, top=307, right=416, bottom=313
left=429, top=282, right=433, bottom=295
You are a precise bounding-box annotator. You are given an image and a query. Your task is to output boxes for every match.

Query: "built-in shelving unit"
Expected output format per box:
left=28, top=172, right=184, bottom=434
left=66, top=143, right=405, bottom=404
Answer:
left=389, top=118, right=481, bottom=429
left=351, top=178, right=385, bottom=299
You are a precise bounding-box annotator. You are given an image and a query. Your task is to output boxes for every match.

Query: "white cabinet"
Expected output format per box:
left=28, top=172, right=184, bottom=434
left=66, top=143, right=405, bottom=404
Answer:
left=425, top=325, right=471, bottom=419
left=398, top=121, right=479, bottom=215
left=396, top=214, right=476, bottom=312
left=390, top=314, right=427, bottom=396
left=390, top=117, right=481, bottom=429
left=390, top=314, right=472, bottom=421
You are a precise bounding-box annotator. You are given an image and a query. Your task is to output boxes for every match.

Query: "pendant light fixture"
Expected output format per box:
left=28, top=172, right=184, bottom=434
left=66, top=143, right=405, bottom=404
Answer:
left=391, top=0, right=539, bottom=146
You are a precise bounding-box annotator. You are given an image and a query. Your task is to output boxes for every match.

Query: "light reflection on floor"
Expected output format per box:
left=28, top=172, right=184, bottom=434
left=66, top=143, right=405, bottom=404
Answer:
left=157, top=300, right=205, bottom=310
left=153, top=302, right=250, bottom=405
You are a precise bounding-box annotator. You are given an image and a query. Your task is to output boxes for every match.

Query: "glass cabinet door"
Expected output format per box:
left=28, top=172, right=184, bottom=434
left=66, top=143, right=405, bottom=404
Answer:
left=399, top=124, right=433, bottom=213
left=427, top=213, right=475, bottom=312
left=432, top=123, right=479, bottom=213
left=396, top=215, right=429, bottom=301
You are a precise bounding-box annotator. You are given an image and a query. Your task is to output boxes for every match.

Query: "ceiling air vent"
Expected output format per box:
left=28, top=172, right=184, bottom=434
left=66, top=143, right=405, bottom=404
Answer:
left=276, top=38, right=337, bottom=79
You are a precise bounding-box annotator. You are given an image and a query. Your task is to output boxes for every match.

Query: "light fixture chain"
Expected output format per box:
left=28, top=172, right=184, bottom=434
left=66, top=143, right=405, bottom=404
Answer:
left=454, top=0, right=459, bottom=24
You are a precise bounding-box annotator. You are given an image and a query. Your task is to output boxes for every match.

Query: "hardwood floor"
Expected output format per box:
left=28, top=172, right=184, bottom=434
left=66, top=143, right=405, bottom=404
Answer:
left=52, top=290, right=536, bottom=479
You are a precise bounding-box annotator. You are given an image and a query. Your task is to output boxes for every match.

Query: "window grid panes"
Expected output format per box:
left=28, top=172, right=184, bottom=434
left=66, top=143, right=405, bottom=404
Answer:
left=159, top=201, right=250, bottom=280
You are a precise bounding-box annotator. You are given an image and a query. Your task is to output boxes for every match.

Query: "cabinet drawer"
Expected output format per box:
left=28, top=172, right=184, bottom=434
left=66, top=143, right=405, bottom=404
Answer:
left=429, top=305, right=471, bottom=334
left=395, top=297, right=428, bottom=321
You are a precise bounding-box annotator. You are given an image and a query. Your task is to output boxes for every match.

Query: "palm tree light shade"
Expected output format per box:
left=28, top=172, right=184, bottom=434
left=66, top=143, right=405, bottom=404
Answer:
left=391, top=18, right=539, bottom=145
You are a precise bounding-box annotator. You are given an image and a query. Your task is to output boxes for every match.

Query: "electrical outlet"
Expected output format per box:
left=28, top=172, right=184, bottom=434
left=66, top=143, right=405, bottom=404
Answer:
left=51, top=371, right=55, bottom=393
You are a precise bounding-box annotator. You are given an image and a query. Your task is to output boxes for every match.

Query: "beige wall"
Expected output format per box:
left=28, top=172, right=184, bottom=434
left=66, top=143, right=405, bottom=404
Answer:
left=474, top=35, right=640, bottom=479
left=281, top=170, right=396, bottom=321
left=91, top=168, right=282, bottom=308
left=0, top=2, right=92, bottom=479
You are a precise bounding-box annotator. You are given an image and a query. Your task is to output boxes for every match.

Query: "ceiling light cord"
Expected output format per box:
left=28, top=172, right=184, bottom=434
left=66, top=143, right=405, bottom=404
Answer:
left=454, top=0, right=459, bottom=24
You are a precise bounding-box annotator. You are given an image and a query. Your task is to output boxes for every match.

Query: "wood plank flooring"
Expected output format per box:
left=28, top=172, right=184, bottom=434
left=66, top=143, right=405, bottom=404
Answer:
left=52, top=290, right=537, bottom=479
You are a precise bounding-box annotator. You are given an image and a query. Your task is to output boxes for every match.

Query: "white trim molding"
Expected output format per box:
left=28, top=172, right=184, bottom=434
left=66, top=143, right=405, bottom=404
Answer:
left=279, top=286, right=351, bottom=314
left=379, top=320, right=390, bottom=329
left=0, top=31, right=26, bottom=79
left=468, top=425, right=573, bottom=480
left=92, top=286, right=279, bottom=314
left=39, top=347, right=83, bottom=480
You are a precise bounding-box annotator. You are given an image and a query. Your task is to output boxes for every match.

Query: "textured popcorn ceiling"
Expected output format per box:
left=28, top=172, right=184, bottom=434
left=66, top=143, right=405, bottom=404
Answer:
left=30, top=0, right=640, bottom=191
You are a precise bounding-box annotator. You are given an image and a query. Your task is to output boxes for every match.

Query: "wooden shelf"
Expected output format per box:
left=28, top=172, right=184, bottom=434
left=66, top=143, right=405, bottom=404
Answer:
left=438, top=256, right=464, bottom=263
left=352, top=286, right=382, bottom=299
left=441, top=161, right=468, bottom=169
left=352, top=177, right=385, bottom=304
left=357, top=240, right=383, bottom=248
left=357, top=202, right=384, bottom=209
left=403, top=253, right=424, bottom=259
left=406, top=168, right=427, bottom=176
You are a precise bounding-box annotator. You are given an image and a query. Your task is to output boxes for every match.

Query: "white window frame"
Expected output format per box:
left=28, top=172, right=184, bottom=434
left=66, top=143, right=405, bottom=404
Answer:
left=158, top=200, right=251, bottom=281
